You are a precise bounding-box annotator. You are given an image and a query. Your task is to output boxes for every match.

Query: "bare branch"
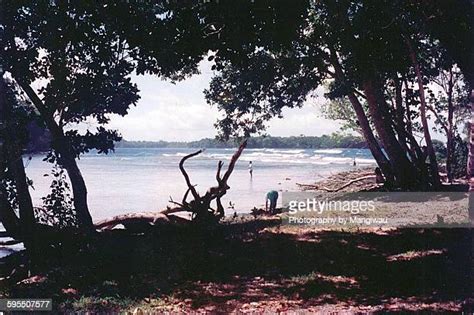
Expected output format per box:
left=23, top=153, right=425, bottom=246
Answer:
left=182, top=187, right=191, bottom=205
left=168, top=196, right=184, bottom=208
left=221, top=139, right=248, bottom=184
left=216, top=161, right=224, bottom=183
left=216, top=196, right=224, bottom=219
left=179, top=149, right=203, bottom=200
left=426, top=103, right=449, bottom=134
left=353, top=89, right=367, bottom=100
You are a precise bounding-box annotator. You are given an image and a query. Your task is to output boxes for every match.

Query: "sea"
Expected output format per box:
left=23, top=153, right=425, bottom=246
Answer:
left=23, top=147, right=376, bottom=220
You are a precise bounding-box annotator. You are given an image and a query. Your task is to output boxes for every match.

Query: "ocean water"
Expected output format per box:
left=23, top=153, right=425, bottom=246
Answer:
left=23, top=147, right=376, bottom=221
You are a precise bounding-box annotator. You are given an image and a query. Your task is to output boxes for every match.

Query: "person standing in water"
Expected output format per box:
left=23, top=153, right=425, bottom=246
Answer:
left=265, top=190, right=279, bottom=214
left=249, top=161, right=253, bottom=178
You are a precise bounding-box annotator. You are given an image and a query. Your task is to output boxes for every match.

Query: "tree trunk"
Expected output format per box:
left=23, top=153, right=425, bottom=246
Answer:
left=0, top=78, right=36, bottom=235
left=402, top=79, right=431, bottom=188
left=392, top=78, right=420, bottom=164
left=363, top=79, right=418, bottom=189
left=394, top=78, right=406, bottom=146
left=328, top=52, right=394, bottom=184
left=468, top=88, right=474, bottom=224
left=0, top=189, right=20, bottom=237
left=53, top=136, right=94, bottom=229
left=403, top=79, right=415, bottom=140
left=13, top=78, right=94, bottom=229
left=446, top=69, right=454, bottom=183
left=407, top=40, right=441, bottom=188
left=9, top=154, right=35, bottom=232
left=170, top=140, right=247, bottom=222
left=0, top=76, right=21, bottom=237
left=346, top=93, right=394, bottom=184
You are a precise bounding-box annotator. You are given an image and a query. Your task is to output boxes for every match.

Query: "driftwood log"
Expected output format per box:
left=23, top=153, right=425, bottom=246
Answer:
left=168, top=139, right=247, bottom=221
left=94, top=212, right=190, bottom=231
left=94, top=140, right=248, bottom=230
left=297, top=175, right=377, bottom=192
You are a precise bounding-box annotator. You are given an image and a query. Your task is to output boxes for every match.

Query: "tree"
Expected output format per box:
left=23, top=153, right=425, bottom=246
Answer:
left=0, top=1, right=214, bottom=228
left=198, top=0, right=471, bottom=190
left=469, top=91, right=474, bottom=221
left=0, top=46, right=36, bottom=240
left=166, top=139, right=247, bottom=222
left=94, top=140, right=248, bottom=230
left=0, top=73, right=22, bottom=237
left=320, top=97, right=362, bottom=136
left=200, top=1, right=414, bottom=187
left=0, top=2, right=144, bottom=228
left=409, top=0, right=472, bottom=217
left=1, top=80, right=36, bottom=236
left=427, top=66, right=470, bottom=182
left=405, top=38, right=441, bottom=187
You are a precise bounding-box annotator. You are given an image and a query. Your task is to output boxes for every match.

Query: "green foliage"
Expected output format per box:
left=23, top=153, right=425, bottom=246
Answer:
left=245, top=134, right=366, bottom=149
left=430, top=138, right=468, bottom=179
left=427, top=67, right=470, bottom=136
left=451, top=136, right=468, bottom=178
left=1, top=1, right=149, bottom=158
left=36, top=165, right=78, bottom=228
left=66, top=128, right=121, bottom=157
left=432, top=139, right=447, bottom=162
left=320, top=97, right=363, bottom=135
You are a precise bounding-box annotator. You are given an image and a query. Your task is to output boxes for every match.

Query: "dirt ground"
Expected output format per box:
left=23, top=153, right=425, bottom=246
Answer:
left=0, top=215, right=472, bottom=313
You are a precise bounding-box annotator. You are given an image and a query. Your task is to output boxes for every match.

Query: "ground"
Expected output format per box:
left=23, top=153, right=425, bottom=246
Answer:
left=0, top=215, right=472, bottom=313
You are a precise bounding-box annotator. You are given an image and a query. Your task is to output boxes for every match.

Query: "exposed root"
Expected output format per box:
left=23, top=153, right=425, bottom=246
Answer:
left=171, top=139, right=247, bottom=222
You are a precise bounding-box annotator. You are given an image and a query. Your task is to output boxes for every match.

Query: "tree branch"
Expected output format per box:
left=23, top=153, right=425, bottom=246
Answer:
left=221, top=139, right=247, bottom=184
left=179, top=149, right=203, bottom=200
left=426, top=103, right=449, bottom=134
left=216, top=161, right=224, bottom=184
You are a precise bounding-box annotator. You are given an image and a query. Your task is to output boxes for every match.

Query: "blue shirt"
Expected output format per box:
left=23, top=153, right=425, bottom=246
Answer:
left=266, top=190, right=278, bottom=202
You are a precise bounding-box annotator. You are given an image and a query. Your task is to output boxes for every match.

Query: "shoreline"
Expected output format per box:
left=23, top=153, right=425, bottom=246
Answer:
left=24, top=147, right=376, bottom=220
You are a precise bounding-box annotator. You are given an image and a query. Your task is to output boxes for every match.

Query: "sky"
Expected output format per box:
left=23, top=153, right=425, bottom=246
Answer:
left=105, top=61, right=342, bottom=142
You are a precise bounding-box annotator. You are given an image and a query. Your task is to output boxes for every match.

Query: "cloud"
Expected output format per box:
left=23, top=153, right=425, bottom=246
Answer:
left=108, top=63, right=342, bottom=141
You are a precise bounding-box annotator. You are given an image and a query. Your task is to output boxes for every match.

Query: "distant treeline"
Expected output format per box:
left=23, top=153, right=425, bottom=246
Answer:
left=115, top=134, right=368, bottom=149
left=25, top=128, right=367, bottom=152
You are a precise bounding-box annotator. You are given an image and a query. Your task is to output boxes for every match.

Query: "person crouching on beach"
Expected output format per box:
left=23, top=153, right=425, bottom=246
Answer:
left=265, top=190, right=279, bottom=214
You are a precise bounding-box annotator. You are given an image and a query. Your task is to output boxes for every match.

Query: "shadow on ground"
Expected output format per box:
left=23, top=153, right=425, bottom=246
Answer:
left=0, top=217, right=472, bottom=313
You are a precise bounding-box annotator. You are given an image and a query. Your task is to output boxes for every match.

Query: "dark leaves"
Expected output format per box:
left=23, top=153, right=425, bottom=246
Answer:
left=65, top=128, right=122, bottom=156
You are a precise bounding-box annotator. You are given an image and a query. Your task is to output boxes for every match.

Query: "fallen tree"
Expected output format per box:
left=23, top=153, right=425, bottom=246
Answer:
left=94, top=212, right=189, bottom=231
left=95, top=140, right=248, bottom=230
left=296, top=174, right=379, bottom=192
